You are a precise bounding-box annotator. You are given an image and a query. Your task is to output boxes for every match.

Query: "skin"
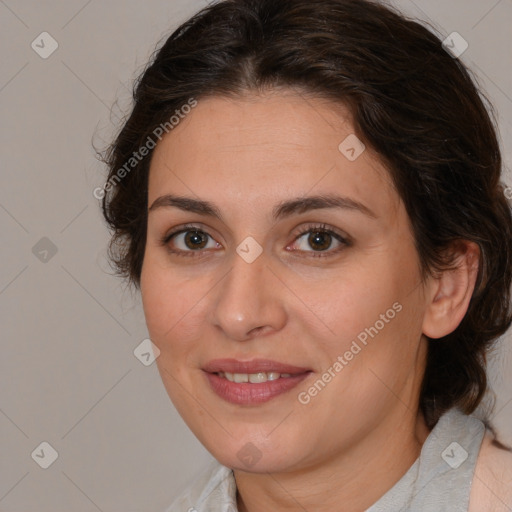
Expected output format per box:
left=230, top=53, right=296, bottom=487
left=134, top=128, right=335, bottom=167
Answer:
left=140, top=90, right=485, bottom=511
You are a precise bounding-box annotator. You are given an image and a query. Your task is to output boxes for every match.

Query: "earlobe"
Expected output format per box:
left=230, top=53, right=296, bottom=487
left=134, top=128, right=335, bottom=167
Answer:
left=422, top=241, right=480, bottom=339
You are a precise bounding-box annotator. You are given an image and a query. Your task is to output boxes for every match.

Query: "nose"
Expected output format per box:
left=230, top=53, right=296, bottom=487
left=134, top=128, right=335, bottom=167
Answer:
left=210, top=248, right=288, bottom=342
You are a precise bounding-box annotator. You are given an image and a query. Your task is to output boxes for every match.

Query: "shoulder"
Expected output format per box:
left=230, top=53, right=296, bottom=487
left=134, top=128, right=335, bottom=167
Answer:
left=468, top=431, right=512, bottom=511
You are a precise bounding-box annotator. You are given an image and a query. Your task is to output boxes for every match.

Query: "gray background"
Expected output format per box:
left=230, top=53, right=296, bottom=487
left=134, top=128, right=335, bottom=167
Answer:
left=1, top=0, right=511, bottom=511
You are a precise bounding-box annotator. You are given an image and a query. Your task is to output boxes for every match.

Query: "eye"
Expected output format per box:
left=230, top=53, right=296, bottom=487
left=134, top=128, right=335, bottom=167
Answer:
left=289, top=223, right=349, bottom=257
left=161, top=224, right=220, bottom=256
left=160, top=223, right=350, bottom=258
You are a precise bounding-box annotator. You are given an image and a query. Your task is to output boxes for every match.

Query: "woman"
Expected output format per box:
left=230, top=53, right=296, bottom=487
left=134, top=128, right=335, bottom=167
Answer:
left=99, top=0, right=512, bottom=509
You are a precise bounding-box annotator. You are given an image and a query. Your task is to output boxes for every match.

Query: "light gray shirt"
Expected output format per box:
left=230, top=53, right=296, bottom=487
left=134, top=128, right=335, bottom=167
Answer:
left=165, top=407, right=485, bottom=511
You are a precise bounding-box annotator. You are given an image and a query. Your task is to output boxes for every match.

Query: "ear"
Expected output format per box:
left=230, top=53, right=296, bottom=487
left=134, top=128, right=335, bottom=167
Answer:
left=422, top=241, right=480, bottom=339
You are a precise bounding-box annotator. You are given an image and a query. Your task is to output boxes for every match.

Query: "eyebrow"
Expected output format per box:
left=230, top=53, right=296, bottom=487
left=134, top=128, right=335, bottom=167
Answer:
left=148, top=193, right=376, bottom=220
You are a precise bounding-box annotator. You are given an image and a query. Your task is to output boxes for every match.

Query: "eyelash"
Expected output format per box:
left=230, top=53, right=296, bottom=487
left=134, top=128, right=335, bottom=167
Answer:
left=160, top=223, right=350, bottom=259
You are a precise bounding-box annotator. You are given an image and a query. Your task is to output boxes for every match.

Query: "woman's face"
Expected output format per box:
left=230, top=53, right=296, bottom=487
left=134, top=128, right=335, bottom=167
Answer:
left=140, top=90, right=430, bottom=473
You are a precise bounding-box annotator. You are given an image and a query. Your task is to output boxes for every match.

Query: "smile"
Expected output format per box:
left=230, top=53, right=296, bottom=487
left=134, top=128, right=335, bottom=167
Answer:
left=217, top=371, right=292, bottom=383
left=203, top=363, right=311, bottom=405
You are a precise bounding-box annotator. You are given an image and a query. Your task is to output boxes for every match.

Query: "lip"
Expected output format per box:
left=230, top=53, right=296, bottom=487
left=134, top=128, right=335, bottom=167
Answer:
left=202, top=358, right=310, bottom=374
left=202, top=358, right=312, bottom=405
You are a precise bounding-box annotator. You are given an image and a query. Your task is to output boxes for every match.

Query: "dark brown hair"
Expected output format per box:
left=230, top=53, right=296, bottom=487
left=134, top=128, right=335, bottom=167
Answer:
left=100, top=0, right=512, bottom=429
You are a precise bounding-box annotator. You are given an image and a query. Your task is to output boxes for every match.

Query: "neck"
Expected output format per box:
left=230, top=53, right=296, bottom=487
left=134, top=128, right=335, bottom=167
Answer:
left=234, top=407, right=431, bottom=512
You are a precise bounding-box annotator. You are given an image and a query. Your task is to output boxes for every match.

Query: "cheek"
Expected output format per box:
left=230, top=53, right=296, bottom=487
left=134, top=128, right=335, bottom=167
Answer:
left=308, top=250, right=424, bottom=376
left=140, top=256, right=212, bottom=353
left=303, top=267, right=401, bottom=350
left=140, top=268, right=170, bottom=339
left=140, top=253, right=181, bottom=341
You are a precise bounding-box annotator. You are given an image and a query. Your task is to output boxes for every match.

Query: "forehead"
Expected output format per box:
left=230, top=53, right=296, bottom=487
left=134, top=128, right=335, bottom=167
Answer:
left=147, top=91, right=400, bottom=221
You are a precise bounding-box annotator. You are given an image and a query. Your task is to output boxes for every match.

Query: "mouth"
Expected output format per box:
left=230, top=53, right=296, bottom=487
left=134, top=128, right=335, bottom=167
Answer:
left=202, top=359, right=312, bottom=405
left=216, top=371, right=294, bottom=383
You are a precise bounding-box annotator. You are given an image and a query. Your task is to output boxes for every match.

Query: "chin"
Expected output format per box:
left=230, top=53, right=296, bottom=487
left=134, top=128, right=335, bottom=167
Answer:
left=198, top=426, right=307, bottom=473
left=216, top=448, right=300, bottom=474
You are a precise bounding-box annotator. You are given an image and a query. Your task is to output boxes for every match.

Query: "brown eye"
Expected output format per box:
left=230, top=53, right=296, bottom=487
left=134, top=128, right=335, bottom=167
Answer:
left=290, top=224, right=349, bottom=257
left=163, top=227, right=219, bottom=254
left=183, top=230, right=209, bottom=250
left=307, top=231, right=333, bottom=251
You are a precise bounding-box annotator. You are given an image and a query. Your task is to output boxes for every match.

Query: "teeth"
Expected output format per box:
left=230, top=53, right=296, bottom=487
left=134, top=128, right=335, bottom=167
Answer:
left=249, top=372, right=267, bottom=383
left=218, top=371, right=294, bottom=383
